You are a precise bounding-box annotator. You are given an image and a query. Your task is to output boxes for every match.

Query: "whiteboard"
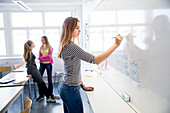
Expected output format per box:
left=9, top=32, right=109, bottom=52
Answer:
left=94, top=0, right=170, bottom=113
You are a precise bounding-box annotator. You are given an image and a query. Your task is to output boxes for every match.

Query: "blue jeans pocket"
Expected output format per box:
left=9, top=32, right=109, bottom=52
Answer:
left=74, top=87, right=80, bottom=94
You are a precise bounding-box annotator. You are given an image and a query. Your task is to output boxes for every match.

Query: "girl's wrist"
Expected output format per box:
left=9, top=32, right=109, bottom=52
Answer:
left=113, top=44, right=119, bottom=48
left=81, top=84, right=85, bottom=88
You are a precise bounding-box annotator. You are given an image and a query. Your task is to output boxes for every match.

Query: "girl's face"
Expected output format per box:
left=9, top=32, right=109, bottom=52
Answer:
left=30, top=42, right=35, bottom=49
left=41, top=38, right=46, bottom=45
left=73, top=22, right=81, bottom=38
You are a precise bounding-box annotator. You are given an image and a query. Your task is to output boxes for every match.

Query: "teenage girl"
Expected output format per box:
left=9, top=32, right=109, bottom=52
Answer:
left=38, top=36, right=60, bottom=101
left=57, top=17, right=123, bottom=113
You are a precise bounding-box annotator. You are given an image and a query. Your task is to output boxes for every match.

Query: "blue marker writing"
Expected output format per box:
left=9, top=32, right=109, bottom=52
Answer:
left=85, top=69, right=93, bottom=72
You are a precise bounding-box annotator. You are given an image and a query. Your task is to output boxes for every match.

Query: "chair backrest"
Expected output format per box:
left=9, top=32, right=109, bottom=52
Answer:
left=21, top=97, right=32, bottom=113
left=0, top=66, right=12, bottom=72
left=14, top=64, right=22, bottom=69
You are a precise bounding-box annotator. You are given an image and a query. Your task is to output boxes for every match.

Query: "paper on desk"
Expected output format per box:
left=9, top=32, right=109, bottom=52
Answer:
left=13, top=78, right=27, bottom=84
left=0, top=78, right=15, bottom=84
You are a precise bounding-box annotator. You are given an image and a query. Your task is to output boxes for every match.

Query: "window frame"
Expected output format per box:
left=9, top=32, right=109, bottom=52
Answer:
left=10, top=11, right=74, bottom=57
left=0, top=12, right=6, bottom=57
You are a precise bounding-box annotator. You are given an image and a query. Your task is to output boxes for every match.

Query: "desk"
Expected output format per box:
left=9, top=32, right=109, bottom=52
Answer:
left=0, top=86, right=24, bottom=113
left=0, top=66, right=32, bottom=99
left=0, top=72, right=29, bottom=87
left=81, top=63, right=136, bottom=113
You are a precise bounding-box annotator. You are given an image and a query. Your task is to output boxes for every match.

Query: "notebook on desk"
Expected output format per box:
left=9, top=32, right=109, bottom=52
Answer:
left=0, top=78, right=15, bottom=84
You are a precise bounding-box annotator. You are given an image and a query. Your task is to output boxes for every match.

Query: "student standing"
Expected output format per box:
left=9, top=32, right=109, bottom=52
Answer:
left=38, top=36, right=60, bottom=101
left=23, top=40, right=56, bottom=103
left=57, top=17, right=123, bottom=113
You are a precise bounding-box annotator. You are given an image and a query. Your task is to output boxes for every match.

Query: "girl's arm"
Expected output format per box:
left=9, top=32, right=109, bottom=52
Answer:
left=38, top=48, right=42, bottom=61
left=67, top=34, right=122, bottom=65
left=95, top=34, right=123, bottom=65
left=39, top=48, right=53, bottom=60
left=48, top=47, right=53, bottom=58
left=27, top=53, right=32, bottom=75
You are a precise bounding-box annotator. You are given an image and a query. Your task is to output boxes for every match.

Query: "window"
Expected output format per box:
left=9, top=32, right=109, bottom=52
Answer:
left=45, top=29, right=60, bottom=54
left=103, top=27, right=117, bottom=50
left=13, top=30, right=27, bottom=55
left=117, top=27, right=131, bottom=50
left=117, top=10, right=145, bottom=24
left=86, top=10, right=147, bottom=52
left=10, top=11, right=74, bottom=56
left=89, top=28, right=103, bottom=52
left=90, top=11, right=116, bottom=25
left=153, top=9, right=170, bottom=19
left=45, top=12, right=72, bottom=26
left=0, top=30, right=6, bottom=55
left=0, top=13, right=5, bottom=56
left=29, top=30, right=43, bottom=54
left=12, top=12, right=42, bottom=27
left=132, top=26, right=147, bottom=49
left=0, top=13, right=4, bottom=27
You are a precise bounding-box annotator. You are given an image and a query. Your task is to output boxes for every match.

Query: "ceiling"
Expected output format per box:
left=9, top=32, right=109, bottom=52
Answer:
left=0, top=0, right=83, bottom=3
left=95, top=0, right=170, bottom=10
left=0, top=0, right=86, bottom=11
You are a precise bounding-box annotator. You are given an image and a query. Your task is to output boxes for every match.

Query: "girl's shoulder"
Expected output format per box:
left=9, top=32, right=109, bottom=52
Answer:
left=49, top=47, right=53, bottom=51
left=66, top=42, right=75, bottom=47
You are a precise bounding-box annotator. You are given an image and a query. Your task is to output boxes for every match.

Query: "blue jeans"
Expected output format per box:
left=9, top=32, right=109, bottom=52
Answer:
left=58, top=82, right=84, bottom=113
left=39, top=63, right=53, bottom=97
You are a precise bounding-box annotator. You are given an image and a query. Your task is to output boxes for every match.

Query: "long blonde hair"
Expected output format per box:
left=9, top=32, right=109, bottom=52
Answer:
left=41, top=36, right=52, bottom=49
left=23, top=40, right=33, bottom=63
left=57, top=17, right=79, bottom=58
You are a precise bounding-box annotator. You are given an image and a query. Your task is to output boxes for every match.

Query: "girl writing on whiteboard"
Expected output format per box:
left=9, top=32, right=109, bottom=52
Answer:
left=23, top=40, right=56, bottom=103
left=57, top=17, right=123, bottom=113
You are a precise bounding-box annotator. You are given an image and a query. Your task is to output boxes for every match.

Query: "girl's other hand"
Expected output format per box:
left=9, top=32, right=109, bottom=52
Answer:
left=82, top=86, right=94, bottom=91
left=27, top=74, right=32, bottom=77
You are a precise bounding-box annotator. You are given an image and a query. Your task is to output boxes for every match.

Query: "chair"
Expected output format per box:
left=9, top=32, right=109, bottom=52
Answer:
left=14, top=64, right=22, bottom=69
left=0, top=66, right=12, bottom=72
left=0, top=66, right=12, bottom=78
left=21, top=97, right=32, bottom=113
left=54, top=71, right=64, bottom=85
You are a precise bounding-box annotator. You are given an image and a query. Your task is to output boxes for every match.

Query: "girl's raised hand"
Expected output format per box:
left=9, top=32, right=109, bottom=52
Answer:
left=115, top=34, right=123, bottom=46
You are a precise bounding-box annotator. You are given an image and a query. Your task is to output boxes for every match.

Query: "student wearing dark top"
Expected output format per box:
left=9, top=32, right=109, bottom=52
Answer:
left=57, top=17, right=123, bottom=113
left=23, top=40, right=56, bottom=103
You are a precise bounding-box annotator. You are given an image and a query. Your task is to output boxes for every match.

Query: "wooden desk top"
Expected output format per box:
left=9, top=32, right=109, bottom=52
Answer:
left=0, top=86, right=24, bottom=113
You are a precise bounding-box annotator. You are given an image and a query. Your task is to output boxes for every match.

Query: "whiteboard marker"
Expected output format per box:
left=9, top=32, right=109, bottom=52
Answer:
left=112, top=35, right=136, bottom=38
left=112, top=36, right=126, bottom=38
